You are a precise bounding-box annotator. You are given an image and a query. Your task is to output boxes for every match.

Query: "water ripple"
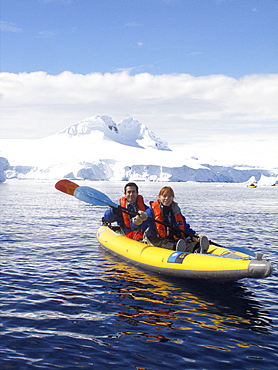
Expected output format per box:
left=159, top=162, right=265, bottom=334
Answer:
left=1, top=181, right=277, bottom=369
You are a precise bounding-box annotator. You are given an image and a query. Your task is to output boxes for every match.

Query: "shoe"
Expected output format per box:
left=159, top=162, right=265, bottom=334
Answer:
left=176, top=238, right=186, bottom=252
left=199, top=235, right=209, bottom=254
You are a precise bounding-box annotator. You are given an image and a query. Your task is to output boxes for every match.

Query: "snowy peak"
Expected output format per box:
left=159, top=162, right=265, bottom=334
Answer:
left=57, top=115, right=115, bottom=136
left=57, top=115, right=170, bottom=151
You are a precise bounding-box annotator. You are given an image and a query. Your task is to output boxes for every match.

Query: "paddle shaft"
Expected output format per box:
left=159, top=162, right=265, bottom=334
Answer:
left=115, top=205, right=198, bottom=240
left=55, top=180, right=222, bottom=248
left=115, top=205, right=224, bottom=247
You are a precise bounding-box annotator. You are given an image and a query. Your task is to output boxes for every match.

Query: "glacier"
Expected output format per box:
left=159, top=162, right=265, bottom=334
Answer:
left=0, top=115, right=277, bottom=184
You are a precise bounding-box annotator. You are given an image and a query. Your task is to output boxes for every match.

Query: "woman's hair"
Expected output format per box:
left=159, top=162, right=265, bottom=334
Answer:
left=158, top=186, right=175, bottom=198
left=158, top=186, right=177, bottom=205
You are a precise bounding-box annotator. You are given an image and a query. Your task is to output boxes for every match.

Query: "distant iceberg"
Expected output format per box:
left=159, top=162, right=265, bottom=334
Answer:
left=0, top=157, right=10, bottom=182
left=257, top=174, right=278, bottom=186
left=4, top=161, right=278, bottom=184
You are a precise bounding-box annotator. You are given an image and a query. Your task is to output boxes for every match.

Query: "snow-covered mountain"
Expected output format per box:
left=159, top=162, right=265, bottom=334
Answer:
left=58, top=115, right=170, bottom=151
left=0, top=115, right=277, bottom=184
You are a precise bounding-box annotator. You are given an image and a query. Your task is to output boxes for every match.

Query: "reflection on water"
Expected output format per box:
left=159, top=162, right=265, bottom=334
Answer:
left=99, top=251, right=272, bottom=338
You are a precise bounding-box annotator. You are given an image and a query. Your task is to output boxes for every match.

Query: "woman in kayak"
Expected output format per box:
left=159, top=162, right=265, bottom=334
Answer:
left=144, top=186, right=209, bottom=253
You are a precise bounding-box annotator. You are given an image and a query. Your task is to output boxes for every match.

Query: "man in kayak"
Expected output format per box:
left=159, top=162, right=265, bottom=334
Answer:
left=102, top=182, right=149, bottom=240
left=139, top=186, right=209, bottom=253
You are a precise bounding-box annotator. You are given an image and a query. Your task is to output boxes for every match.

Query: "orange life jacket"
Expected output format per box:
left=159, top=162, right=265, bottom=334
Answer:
left=150, top=200, right=186, bottom=238
left=120, top=195, right=146, bottom=229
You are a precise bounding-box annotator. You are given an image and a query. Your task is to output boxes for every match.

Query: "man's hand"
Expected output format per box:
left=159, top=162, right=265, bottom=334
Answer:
left=112, top=207, right=122, bottom=215
left=132, top=211, right=148, bottom=225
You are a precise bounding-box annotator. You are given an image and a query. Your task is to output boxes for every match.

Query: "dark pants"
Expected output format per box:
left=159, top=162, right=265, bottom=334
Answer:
left=147, top=236, right=176, bottom=250
left=147, top=236, right=199, bottom=252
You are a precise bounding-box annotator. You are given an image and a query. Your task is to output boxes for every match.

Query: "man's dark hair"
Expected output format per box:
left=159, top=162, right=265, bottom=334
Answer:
left=124, top=182, right=138, bottom=193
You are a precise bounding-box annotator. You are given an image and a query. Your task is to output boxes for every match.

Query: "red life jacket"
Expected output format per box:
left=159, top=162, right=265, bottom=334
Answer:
left=150, top=200, right=186, bottom=238
left=120, top=195, right=146, bottom=229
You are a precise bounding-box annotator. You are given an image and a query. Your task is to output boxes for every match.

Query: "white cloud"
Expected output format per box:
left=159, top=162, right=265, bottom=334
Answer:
left=37, top=27, right=77, bottom=38
left=37, top=30, right=58, bottom=38
left=186, top=51, right=203, bottom=56
left=1, top=21, right=22, bottom=33
left=0, top=71, right=277, bottom=167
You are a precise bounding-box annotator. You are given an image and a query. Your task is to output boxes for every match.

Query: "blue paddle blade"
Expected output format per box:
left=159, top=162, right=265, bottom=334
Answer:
left=74, top=186, right=118, bottom=208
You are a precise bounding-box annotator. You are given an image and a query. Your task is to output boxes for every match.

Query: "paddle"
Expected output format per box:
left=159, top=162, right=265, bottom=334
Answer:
left=55, top=180, right=212, bottom=242
left=55, top=179, right=80, bottom=195
left=56, top=180, right=126, bottom=210
left=55, top=180, right=256, bottom=256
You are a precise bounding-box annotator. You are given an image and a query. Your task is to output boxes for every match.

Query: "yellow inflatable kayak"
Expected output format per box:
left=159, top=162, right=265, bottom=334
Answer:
left=54, top=181, right=272, bottom=281
left=97, top=226, right=272, bottom=281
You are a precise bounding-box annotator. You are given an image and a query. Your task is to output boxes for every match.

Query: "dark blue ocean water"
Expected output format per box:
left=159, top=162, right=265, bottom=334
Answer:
left=0, top=180, right=277, bottom=369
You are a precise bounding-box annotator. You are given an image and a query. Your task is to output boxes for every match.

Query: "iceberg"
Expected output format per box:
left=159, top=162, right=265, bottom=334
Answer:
left=0, top=157, right=10, bottom=182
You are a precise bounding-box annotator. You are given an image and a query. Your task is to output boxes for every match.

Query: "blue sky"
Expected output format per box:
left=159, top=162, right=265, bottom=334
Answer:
left=1, top=0, right=278, bottom=168
left=1, top=0, right=277, bottom=77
